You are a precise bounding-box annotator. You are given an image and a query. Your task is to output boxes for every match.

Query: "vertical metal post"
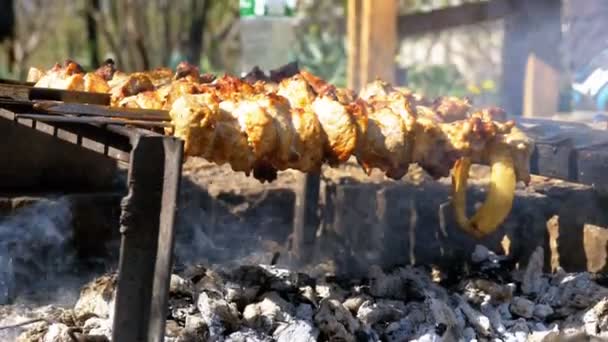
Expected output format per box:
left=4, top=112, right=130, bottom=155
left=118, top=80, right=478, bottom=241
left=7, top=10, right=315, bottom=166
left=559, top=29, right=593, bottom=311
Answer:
left=111, top=135, right=183, bottom=342
left=292, top=172, right=321, bottom=264
left=149, top=137, right=184, bottom=341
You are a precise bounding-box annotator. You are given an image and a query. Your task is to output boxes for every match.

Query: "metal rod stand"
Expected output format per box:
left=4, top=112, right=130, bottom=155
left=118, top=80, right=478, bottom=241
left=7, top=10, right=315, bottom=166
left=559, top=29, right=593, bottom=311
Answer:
left=111, top=134, right=183, bottom=342
left=292, top=172, right=321, bottom=264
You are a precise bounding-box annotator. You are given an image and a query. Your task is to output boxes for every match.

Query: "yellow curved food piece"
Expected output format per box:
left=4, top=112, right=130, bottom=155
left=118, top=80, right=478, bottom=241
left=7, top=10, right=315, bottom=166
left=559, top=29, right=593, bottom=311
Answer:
left=451, top=144, right=516, bottom=238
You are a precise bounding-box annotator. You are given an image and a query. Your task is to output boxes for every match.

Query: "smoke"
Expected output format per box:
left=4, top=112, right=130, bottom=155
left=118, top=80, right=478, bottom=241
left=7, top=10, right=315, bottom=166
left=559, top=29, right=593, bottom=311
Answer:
left=0, top=198, right=94, bottom=306
left=172, top=184, right=293, bottom=269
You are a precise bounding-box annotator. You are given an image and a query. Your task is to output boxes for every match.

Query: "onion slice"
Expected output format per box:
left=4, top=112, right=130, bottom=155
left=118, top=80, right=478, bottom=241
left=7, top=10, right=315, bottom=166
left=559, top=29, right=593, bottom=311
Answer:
left=451, top=143, right=517, bottom=238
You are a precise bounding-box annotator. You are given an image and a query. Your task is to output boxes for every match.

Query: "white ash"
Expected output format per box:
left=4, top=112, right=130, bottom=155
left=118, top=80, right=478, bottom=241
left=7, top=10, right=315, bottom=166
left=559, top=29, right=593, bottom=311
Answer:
left=8, top=245, right=608, bottom=341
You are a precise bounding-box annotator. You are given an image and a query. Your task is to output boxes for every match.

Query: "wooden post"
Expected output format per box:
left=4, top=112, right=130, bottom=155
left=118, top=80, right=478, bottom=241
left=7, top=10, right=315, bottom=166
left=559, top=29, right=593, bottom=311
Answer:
left=112, top=135, right=183, bottom=342
left=523, top=54, right=560, bottom=117
left=360, top=0, right=398, bottom=86
left=347, top=0, right=362, bottom=90
left=347, top=0, right=398, bottom=90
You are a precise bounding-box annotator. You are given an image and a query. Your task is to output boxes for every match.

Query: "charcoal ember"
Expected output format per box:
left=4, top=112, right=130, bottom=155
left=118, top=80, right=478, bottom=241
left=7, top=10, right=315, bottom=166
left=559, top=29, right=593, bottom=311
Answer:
left=343, top=294, right=371, bottom=314
left=521, top=247, right=547, bottom=296
left=428, top=297, right=460, bottom=339
left=171, top=274, right=196, bottom=298
left=225, top=281, right=260, bottom=310
left=273, top=320, right=319, bottom=342
left=580, top=297, right=608, bottom=337
left=455, top=295, right=492, bottom=337
left=165, top=319, right=184, bottom=339
left=356, top=299, right=406, bottom=326
left=471, top=245, right=502, bottom=265
left=242, top=66, right=270, bottom=83
left=369, top=266, right=444, bottom=301
left=269, top=62, right=300, bottom=83
left=225, top=327, right=273, bottom=342
left=537, top=286, right=559, bottom=307
left=11, top=306, right=75, bottom=341
left=180, top=264, right=207, bottom=283
left=498, top=302, right=513, bottom=321
left=408, top=331, right=444, bottom=342
left=16, top=321, right=49, bottom=342
left=169, top=296, right=197, bottom=323
left=550, top=273, right=608, bottom=315
left=462, top=278, right=513, bottom=305
left=295, top=303, right=314, bottom=321
left=222, top=265, right=279, bottom=308
left=225, top=265, right=270, bottom=286
left=298, top=286, right=317, bottom=307
left=242, top=292, right=295, bottom=333
left=510, top=297, right=535, bottom=319
left=355, top=328, right=380, bottom=341
left=82, top=317, right=112, bottom=339
left=471, top=245, right=491, bottom=263
left=461, top=327, right=476, bottom=341
left=315, top=282, right=348, bottom=302
left=533, top=304, right=554, bottom=320
left=41, top=323, right=71, bottom=342
left=314, top=298, right=360, bottom=341
left=480, top=300, right=507, bottom=335
left=175, top=315, right=209, bottom=342
left=73, top=274, right=116, bottom=321
left=527, top=325, right=561, bottom=342
left=380, top=302, right=427, bottom=341
left=504, top=318, right=530, bottom=341
left=195, top=270, right=226, bottom=296
left=259, top=265, right=314, bottom=293
left=196, top=290, right=240, bottom=338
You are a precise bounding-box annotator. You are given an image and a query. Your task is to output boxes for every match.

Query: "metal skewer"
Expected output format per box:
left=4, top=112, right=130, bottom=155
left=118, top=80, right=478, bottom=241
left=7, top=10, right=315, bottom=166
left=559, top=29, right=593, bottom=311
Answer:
left=14, top=113, right=172, bottom=128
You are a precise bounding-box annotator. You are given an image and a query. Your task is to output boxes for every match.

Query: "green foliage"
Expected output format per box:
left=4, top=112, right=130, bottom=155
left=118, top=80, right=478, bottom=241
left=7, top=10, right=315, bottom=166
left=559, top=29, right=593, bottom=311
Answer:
left=406, top=63, right=498, bottom=104
left=406, top=64, right=469, bottom=98
left=292, top=25, right=347, bottom=87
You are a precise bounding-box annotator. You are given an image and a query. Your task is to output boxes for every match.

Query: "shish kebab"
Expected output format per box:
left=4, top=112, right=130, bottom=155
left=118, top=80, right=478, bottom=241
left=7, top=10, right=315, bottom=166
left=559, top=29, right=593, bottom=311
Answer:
left=26, top=59, right=534, bottom=239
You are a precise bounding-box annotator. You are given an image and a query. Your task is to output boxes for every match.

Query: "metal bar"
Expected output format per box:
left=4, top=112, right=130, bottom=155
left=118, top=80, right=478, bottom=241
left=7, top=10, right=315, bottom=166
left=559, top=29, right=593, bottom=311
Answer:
left=0, top=78, right=35, bottom=86
left=292, top=172, right=321, bottom=264
left=112, top=135, right=166, bottom=342
left=0, top=83, right=110, bottom=105
left=32, top=101, right=170, bottom=121
left=14, top=113, right=171, bottom=128
left=148, top=137, right=184, bottom=341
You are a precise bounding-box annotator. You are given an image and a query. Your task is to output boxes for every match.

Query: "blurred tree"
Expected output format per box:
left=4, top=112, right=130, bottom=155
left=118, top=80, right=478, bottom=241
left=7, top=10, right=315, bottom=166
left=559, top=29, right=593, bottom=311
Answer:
left=185, top=0, right=211, bottom=65
left=86, top=0, right=239, bottom=72
left=0, top=0, right=15, bottom=73
left=10, top=0, right=56, bottom=79
left=293, top=0, right=347, bottom=86
left=85, top=0, right=100, bottom=68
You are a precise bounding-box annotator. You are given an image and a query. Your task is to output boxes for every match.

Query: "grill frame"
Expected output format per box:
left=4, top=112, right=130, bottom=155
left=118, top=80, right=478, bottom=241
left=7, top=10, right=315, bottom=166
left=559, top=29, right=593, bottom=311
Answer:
left=0, top=79, right=183, bottom=342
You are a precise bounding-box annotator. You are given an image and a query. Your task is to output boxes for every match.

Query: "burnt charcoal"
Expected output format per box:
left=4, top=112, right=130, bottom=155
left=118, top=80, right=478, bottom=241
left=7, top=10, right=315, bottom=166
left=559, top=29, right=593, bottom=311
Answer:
left=242, top=292, right=294, bottom=333
left=170, top=274, right=196, bottom=299
left=242, top=66, right=269, bottom=83
left=269, top=62, right=299, bottom=83
left=314, top=298, right=360, bottom=341
left=177, top=315, right=209, bottom=342
left=273, top=320, right=318, bottom=342
left=73, top=274, right=116, bottom=321
left=11, top=227, right=608, bottom=342
left=356, top=299, right=406, bottom=326
left=82, top=317, right=112, bottom=340
left=511, top=296, right=536, bottom=318
left=225, top=327, right=273, bottom=342
left=197, top=291, right=240, bottom=337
